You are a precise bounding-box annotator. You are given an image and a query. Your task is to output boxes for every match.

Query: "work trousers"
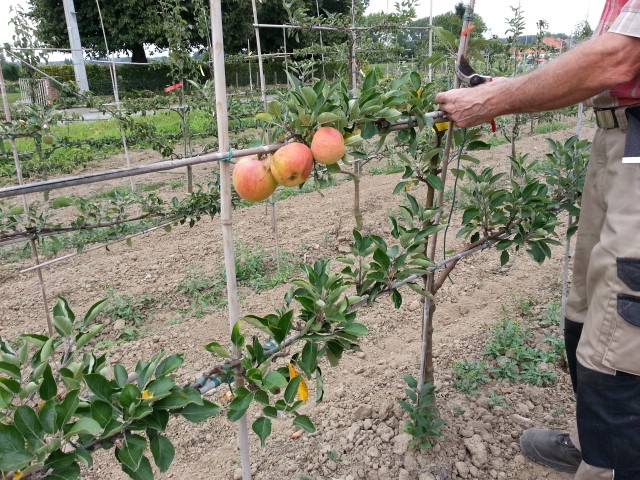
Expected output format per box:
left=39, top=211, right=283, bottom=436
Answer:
left=564, top=115, right=640, bottom=479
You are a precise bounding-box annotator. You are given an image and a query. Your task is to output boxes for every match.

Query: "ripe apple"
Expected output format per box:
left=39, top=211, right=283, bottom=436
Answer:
left=269, top=143, right=314, bottom=187
left=310, top=126, right=345, bottom=165
left=232, top=155, right=278, bottom=202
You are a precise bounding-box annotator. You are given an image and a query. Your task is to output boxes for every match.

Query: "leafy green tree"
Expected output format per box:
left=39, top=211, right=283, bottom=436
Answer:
left=433, top=2, right=487, bottom=37
left=534, top=19, right=549, bottom=63
left=253, top=0, right=353, bottom=54
left=572, top=20, right=594, bottom=41
left=26, top=0, right=254, bottom=62
left=26, top=0, right=357, bottom=61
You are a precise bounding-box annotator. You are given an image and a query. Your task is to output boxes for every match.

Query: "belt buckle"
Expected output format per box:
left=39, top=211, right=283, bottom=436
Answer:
left=595, top=109, right=619, bottom=129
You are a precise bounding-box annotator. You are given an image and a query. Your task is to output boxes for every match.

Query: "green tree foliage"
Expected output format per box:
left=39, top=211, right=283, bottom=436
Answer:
left=0, top=57, right=21, bottom=81
left=572, top=20, right=594, bottom=41
left=433, top=1, right=487, bottom=37
left=254, top=0, right=353, bottom=54
left=26, top=0, right=355, bottom=62
left=386, top=1, right=488, bottom=58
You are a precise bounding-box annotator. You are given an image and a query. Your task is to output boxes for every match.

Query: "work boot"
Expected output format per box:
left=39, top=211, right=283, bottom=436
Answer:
left=520, top=428, right=582, bottom=473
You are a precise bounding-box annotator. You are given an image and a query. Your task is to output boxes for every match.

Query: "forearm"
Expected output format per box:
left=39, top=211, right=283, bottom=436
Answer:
left=488, top=32, right=640, bottom=115
left=436, top=31, right=640, bottom=127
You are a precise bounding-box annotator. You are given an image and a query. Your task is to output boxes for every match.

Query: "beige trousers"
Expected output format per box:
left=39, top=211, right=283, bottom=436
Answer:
left=565, top=118, right=640, bottom=479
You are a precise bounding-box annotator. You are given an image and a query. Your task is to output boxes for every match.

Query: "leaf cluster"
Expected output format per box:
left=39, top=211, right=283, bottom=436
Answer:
left=0, top=298, right=220, bottom=480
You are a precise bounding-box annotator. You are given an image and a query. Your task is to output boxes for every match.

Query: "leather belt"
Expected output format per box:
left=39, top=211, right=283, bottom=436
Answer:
left=594, top=107, right=628, bottom=130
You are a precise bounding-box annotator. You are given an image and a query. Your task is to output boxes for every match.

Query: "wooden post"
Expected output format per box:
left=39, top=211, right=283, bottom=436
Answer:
left=209, top=1, right=252, bottom=478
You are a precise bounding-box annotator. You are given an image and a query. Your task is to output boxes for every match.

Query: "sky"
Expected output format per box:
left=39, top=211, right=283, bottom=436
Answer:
left=1, top=0, right=606, bottom=51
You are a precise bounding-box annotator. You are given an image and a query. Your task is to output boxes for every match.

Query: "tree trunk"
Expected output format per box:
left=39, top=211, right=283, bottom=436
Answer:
left=130, top=44, right=147, bottom=63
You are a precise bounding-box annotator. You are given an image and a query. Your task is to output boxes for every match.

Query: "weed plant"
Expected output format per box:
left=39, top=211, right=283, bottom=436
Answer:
left=453, top=299, right=566, bottom=395
left=452, top=359, right=490, bottom=394
left=102, top=286, right=155, bottom=340
left=399, top=376, right=445, bottom=450
left=176, top=244, right=299, bottom=318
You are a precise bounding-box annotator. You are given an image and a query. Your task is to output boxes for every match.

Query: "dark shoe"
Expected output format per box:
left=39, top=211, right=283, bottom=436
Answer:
left=520, top=428, right=582, bottom=473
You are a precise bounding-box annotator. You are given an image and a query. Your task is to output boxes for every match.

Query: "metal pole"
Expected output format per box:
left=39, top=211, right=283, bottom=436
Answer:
left=0, top=112, right=448, bottom=199
left=247, top=39, right=253, bottom=91
left=209, top=1, right=252, bottom=478
left=0, top=64, right=53, bottom=335
left=315, top=0, right=327, bottom=78
left=110, top=60, right=135, bottom=191
left=61, top=0, right=89, bottom=92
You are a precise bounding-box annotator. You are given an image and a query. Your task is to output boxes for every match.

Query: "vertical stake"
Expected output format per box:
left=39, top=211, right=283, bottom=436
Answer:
left=209, top=1, right=252, bottom=478
left=0, top=62, right=53, bottom=335
left=252, top=0, right=281, bottom=272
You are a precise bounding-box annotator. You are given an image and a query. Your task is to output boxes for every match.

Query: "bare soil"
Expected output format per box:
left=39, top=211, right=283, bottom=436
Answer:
left=0, top=121, right=596, bottom=480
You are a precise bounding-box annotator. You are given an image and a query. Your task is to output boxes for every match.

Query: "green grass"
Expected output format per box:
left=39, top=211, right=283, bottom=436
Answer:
left=7, top=92, right=21, bottom=106
left=101, top=286, right=155, bottom=340
left=50, top=197, right=74, bottom=209
left=175, top=243, right=299, bottom=318
left=533, top=121, right=570, bottom=135
left=452, top=299, right=565, bottom=395
left=369, top=163, right=405, bottom=176
left=8, top=205, right=24, bottom=215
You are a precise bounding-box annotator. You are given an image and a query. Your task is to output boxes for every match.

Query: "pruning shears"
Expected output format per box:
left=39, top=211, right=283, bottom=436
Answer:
left=455, top=56, right=497, bottom=132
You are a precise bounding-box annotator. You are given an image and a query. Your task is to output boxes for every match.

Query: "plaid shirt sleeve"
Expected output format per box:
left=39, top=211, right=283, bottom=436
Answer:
left=610, top=0, right=640, bottom=37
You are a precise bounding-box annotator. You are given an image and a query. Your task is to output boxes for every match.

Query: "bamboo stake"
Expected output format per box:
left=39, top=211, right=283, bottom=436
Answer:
left=419, top=0, right=476, bottom=390
left=349, top=0, right=357, bottom=91
left=96, top=0, right=134, bottom=191
left=209, top=1, right=252, bottom=478
left=251, top=0, right=282, bottom=272
left=315, top=0, right=327, bottom=78
left=0, top=63, right=53, bottom=336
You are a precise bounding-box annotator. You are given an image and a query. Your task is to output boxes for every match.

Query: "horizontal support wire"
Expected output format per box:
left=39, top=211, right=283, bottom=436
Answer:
left=252, top=23, right=431, bottom=31
left=19, top=219, right=175, bottom=273
left=0, top=144, right=280, bottom=198
left=0, top=112, right=447, bottom=200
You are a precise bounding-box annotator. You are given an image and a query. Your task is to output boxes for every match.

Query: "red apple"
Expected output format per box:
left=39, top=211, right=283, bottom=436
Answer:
left=269, top=143, right=314, bottom=187
left=232, top=155, right=278, bottom=202
left=310, top=126, right=345, bottom=165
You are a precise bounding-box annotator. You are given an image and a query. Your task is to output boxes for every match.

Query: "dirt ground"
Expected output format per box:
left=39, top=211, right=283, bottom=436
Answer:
left=0, top=121, right=596, bottom=480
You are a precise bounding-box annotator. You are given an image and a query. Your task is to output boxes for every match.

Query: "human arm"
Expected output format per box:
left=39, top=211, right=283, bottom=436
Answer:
left=435, top=32, right=640, bottom=127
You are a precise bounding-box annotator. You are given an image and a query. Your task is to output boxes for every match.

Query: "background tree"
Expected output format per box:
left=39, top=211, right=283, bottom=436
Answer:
left=534, top=19, right=549, bottom=64
left=432, top=1, right=487, bottom=38
left=572, top=20, right=594, bottom=41
left=27, top=0, right=358, bottom=61
left=253, top=0, right=353, bottom=54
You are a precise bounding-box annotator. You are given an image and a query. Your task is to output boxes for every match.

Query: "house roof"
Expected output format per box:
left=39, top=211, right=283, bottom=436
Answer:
left=542, top=37, right=564, bottom=49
